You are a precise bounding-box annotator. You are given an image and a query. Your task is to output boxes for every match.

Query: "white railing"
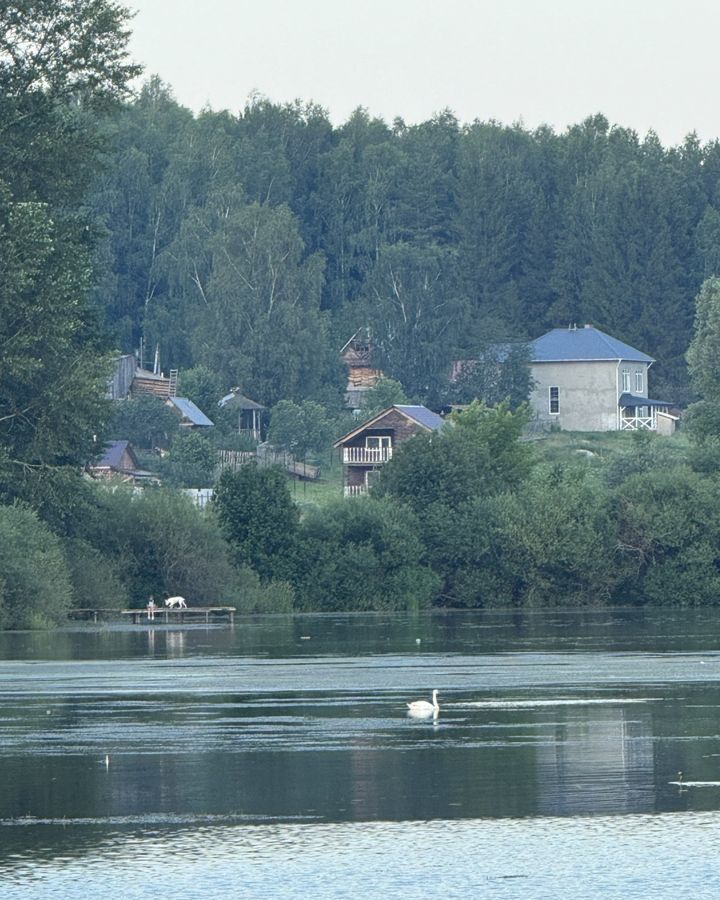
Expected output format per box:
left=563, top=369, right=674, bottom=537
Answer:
left=619, top=416, right=656, bottom=431
left=344, top=484, right=368, bottom=497
left=342, top=446, right=393, bottom=464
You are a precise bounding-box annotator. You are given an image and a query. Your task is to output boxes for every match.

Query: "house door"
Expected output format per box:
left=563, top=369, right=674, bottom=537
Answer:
left=365, top=436, right=391, bottom=461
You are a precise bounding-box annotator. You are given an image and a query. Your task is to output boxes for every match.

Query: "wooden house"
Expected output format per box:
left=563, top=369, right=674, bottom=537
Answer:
left=341, top=328, right=384, bottom=411
left=131, top=367, right=178, bottom=400
left=88, top=440, right=157, bottom=484
left=334, top=404, right=445, bottom=496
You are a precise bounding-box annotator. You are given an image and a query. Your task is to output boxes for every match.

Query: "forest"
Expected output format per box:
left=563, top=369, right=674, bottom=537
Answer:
left=4, top=0, right=720, bottom=628
left=90, top=77, right=720, bottom=407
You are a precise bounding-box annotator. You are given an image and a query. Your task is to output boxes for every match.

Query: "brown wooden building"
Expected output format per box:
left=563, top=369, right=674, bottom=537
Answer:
left=334, top=405, right=445, bottom=496
left=340, top=328, right=384, bottom=411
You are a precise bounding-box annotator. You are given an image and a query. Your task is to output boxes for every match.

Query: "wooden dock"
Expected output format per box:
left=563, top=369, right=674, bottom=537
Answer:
left=121, top=606, right=236, bottom=626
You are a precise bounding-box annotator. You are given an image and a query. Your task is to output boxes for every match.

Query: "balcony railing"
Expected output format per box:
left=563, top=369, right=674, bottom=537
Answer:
left=619, top=415, right=656, bottom=431
left=342, top=446, right=393, bottom=465
left=344, top=484, right=369, bottom=497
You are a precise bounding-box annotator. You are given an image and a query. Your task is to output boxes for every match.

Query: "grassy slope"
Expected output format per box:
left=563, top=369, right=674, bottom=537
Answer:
left=290, top=429, right=692, bottom=513
left=531, top=429, right=690, bottom=468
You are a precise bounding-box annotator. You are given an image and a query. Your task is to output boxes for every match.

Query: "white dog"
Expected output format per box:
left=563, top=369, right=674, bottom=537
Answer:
left=165, top=596, right=187, bottom=609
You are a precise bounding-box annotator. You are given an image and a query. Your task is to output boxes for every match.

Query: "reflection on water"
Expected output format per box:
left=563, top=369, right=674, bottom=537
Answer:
left=2, top=609, right=720, bottom=896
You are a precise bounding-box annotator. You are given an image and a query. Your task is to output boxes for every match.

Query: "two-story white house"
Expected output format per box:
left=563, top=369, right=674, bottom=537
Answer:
left=530, top=325, right=674, bottom=432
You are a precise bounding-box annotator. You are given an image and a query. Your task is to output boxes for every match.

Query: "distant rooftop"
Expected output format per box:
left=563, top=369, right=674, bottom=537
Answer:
left=394, top=405, right=445, bottom=431
left=168, top=396, right=214, bottom=427
left=218, top=390, right=264, bottom=411
left=532, top=325, right=654, bottom=364
left=96, top=440, right=135, bottom=470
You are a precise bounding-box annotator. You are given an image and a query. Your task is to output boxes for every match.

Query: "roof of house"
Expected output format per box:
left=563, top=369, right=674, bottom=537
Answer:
left=95, top=440, right=139, bottom=470
left=218, top=390, right=265, bottom=411
left=334, top=404, right=445, bottom=447
left=167, top=396, right=214, bottom=426
left=532, top=326, right=654, bottom=364
left=618, top=393, right=673, bottom=409
left=395, top=405, right=445, bottom=430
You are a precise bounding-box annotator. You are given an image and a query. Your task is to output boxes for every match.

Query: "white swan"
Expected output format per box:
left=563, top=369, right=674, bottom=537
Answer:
left=407, top=689, right=440, bottom=717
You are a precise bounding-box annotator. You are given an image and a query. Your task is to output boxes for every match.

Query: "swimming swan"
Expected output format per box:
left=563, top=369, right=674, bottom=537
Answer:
left=407, top=689, right=440, bottom=717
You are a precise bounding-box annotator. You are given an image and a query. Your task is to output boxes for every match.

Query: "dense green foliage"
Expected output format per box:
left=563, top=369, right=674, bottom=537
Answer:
left=268, top=400, right=334, bottom=459
left=213, top=465, right=300, bottom=580
left=108, top=395, right=179, bottom=448
left=294, top=498, right=439, bottom=611
left=90, top=99, right=720, bottom=406
left=0, top=504, right=73, bottom=628
left=0, top=1, right=139, bottom=508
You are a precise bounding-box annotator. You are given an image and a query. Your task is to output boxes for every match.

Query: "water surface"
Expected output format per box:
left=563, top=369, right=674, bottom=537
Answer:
left=2, top=609, right=720, bottom=897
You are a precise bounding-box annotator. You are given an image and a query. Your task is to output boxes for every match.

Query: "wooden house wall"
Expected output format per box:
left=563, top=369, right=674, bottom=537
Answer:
left=341, top=409, right=426, bottom=450
left=108, top=354, right=137, bottom=400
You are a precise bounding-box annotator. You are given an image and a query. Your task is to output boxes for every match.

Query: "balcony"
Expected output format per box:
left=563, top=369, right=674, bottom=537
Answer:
left=342, top=446, right=393, bottom=465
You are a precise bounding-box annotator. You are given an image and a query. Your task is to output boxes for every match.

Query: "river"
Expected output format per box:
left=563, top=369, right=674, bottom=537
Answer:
left=1, top=608, right=720, bottom=898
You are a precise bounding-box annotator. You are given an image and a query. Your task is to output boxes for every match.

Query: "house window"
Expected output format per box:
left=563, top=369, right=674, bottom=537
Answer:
left=549, top=386, right=559, bottom=414
left=622, top=369, right=631, bottom=392
left=365, top=436, right=391, bottom=450
left=635, top=370, right=644, bottom=393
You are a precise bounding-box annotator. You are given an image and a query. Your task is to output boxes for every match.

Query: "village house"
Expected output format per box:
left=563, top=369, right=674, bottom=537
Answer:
left=529, top=324, right=674, bottom=432
left=87, top=440, right=157, bottom=484
left=334, top=404, right=445, bottom=496
left=340, top=328, right=384, bottom=412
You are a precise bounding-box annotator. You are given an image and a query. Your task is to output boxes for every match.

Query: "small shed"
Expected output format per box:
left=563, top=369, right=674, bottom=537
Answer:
left=88, top=440, right=157, bottom=484
left=218, top=389, right=265, bottom=441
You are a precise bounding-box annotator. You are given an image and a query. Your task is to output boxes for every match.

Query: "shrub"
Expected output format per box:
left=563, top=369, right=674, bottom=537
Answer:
left=0, top=504, right=72, bottom=628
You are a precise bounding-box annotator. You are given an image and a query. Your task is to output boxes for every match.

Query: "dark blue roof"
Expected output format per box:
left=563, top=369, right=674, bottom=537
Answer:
left=532, top=326, right=654, bottom=363
left=168, top=396, right=214, bottom=427
left=618, top=393, right=673, bottom=408
left=395, top=405, right=445, bottom=431
left=98, top=440, right=130, bottom=469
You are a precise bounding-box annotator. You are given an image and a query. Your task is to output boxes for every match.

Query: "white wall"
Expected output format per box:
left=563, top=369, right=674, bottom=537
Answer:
left=530, top=360, right=649, bottom=431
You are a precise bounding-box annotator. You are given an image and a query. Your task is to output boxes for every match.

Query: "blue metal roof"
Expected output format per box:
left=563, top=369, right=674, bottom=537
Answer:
left=395, top=405, right=445, bottom=431
left=168, top=396, right=214, bottom=427
left=532, top=326, right=654, bottom=363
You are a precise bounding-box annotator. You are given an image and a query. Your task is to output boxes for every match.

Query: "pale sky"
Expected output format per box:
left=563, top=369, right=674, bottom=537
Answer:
left=128, top=0, right=720, bottom=146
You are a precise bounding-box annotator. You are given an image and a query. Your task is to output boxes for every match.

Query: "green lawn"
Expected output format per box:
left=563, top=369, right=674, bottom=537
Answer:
left=287, top=451, right=344, bottom=512
left=531, top=428, right=690, bottom=467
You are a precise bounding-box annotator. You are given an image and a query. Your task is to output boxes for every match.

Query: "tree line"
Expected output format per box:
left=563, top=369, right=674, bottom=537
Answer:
left=91, top=81, right=720, bottom=406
